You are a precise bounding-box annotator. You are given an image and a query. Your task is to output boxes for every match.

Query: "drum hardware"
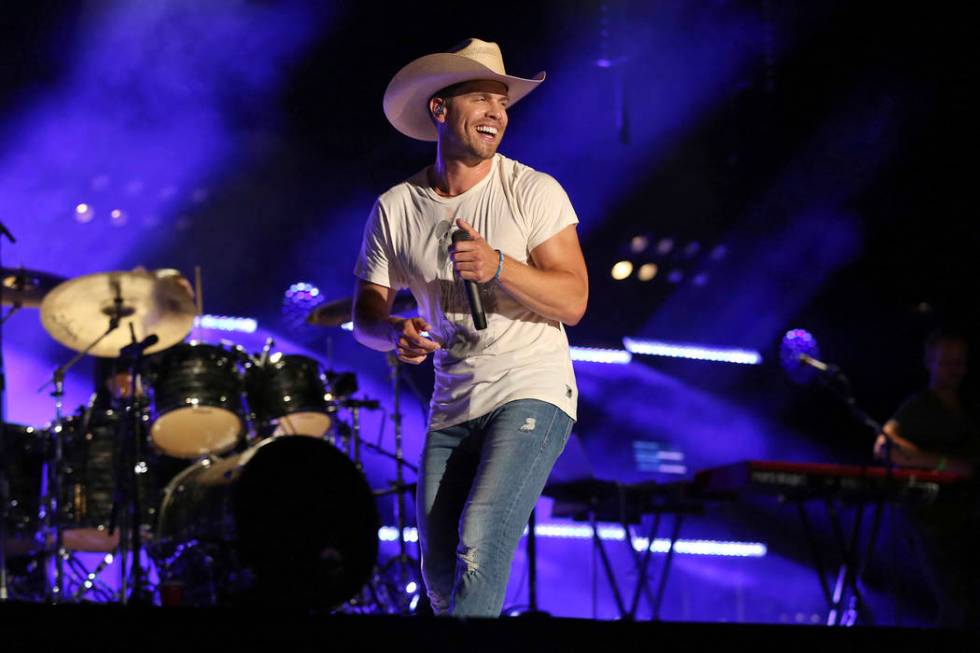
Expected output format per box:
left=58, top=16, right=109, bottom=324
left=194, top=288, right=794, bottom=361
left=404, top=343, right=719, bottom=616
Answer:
left=385, top=352, right=414, bottom=612
left=108, top=325, right=162, bottom=605
left=1, top=222, right=21, bottom=601
left=34, top=265, right=195, bottom=604
left=306, top=299, right=423, bottom=614
left=34, top=284, right=132, bottom=602
left=340, top=358, right=422, bottom=615
left=2, top=266, right=66, bottom=311
left=66, top=551, right=117, bottom=602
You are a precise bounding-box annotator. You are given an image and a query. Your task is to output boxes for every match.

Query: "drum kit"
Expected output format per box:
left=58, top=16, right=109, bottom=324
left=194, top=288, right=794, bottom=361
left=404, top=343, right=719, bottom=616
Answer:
left=1, top=265, right=419, bottom=612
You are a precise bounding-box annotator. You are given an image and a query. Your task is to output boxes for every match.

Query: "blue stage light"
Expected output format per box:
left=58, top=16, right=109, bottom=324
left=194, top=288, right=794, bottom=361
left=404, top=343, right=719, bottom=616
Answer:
left=623, top=338, right=763, bottom=365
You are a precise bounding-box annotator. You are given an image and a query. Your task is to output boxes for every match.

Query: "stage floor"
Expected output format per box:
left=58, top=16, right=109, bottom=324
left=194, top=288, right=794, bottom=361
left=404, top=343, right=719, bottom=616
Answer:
left=0, top=602, right=971, bottom=652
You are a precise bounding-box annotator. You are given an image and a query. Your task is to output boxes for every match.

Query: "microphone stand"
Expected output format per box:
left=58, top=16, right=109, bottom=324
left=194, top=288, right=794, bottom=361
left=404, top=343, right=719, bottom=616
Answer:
left=111, top=326, right=157, bottom=605
left=38, top=313, right=122, bottom=603
left=807, top=361, right=891, bottom=626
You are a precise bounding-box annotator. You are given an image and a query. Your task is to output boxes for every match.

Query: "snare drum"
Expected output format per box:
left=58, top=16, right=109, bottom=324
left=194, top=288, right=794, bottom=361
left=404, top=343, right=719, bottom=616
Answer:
left=245, top=354, right=336, bottom=437
left=148, top=343, right=246, bottom=458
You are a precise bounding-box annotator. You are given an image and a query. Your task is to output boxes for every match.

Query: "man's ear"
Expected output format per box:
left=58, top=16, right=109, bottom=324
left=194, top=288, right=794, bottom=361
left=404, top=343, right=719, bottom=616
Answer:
left=430, top=97, right=447, bottom=122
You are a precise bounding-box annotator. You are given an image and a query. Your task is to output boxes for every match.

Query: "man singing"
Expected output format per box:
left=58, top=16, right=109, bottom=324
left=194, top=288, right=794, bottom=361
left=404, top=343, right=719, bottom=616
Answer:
left=352, top=38, right=588, bottom=616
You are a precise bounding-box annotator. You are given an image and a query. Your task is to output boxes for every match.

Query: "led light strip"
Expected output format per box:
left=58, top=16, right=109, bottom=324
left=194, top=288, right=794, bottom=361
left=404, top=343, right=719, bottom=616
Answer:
left=378, top=525, right=766, bottom=558
left=193, top=314, right=258, bottom=334
left=569, top=346, right=633, bottom=365
left=623, top=337, right=762, bottom=365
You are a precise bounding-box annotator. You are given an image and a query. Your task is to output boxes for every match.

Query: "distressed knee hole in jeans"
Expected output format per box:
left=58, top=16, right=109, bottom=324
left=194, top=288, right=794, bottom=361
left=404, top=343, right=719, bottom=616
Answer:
left=458, top=545, right=480, bottom=574
left=519, top=417, right=536, bottom=432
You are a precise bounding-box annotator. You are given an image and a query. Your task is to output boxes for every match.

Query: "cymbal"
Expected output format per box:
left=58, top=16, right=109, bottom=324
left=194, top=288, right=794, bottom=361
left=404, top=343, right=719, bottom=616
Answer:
left=2, top=267, right=67, bottom=308
left=306, top=291, right=416, bottom=327
left=40, top=270, right=196, bottom=357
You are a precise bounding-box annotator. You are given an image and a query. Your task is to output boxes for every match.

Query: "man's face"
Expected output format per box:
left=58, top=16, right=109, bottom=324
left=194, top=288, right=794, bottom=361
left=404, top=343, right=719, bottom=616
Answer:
left=927, top=339, right=968, bottom=389
left=436, top=80, right=510, bottom=162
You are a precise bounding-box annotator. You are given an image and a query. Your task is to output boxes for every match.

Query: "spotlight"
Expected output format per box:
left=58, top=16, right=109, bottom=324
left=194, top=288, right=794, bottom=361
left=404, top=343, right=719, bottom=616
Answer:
left=110, top=209, right=127, bottom=226
left=637, top=263, right=658, bottom=282
left=656, top=238, right=674, bottom=255
left=282, top=282, right=323, bottom=328
left=692, top=272, right=709, bottom=286
left=667, top=269, right=684, bottom=283
left=630, top=235, right=649, bottom=253
left=75, top=203, right=94, bottom=223
left=610, top=260, right=633, bottom=280
left=284, top=282, right=321, bottom=303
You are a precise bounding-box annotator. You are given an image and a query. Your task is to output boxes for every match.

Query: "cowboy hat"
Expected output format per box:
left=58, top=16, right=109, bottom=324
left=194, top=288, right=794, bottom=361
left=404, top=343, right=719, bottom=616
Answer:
left=383, top=38, right=546, bottom=142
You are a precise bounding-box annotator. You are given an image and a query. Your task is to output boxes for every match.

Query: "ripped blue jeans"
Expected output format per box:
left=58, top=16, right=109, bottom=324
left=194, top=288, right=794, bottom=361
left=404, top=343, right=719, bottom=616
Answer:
left=417, top=399, right=573, bottom=617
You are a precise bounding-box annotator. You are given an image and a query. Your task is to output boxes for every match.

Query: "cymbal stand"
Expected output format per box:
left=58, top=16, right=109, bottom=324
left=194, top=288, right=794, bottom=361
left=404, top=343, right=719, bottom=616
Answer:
left=0, top=221, right=15, bottom=601
left=384, top=354, right=411, bottom=596
left=38, top=302, right=122, bottom=603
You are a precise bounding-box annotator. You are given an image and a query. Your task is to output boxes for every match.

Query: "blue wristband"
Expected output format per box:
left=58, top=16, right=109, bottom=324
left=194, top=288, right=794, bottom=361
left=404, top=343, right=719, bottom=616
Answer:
left=493, top=249, right=504, bottom=281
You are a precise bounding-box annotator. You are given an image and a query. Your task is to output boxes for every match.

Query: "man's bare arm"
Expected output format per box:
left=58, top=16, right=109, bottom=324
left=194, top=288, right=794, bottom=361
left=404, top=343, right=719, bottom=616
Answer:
left=451, top=219, right=588, bottom=326
left=352, top=279, right=439, bottom=364
left=874, top=419, right=974, bottom=475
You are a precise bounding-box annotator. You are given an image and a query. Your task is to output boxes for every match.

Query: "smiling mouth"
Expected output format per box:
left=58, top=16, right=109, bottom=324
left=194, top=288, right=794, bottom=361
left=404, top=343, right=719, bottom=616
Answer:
left=475, top=125, right=498, bottom=140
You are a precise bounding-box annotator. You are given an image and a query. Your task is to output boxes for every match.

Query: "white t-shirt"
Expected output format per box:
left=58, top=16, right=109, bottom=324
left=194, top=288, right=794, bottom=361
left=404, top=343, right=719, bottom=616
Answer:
left=354, top=154, right=579, bottom=431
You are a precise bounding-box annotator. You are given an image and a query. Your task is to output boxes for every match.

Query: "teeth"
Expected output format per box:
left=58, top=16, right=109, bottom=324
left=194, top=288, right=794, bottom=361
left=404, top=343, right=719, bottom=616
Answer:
left=476, top=125, right=498, bottom=136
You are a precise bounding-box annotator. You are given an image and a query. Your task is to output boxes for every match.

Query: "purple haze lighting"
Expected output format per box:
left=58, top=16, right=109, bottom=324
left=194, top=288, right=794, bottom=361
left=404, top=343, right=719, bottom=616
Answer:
left=780, top=328, right=821, bottom=384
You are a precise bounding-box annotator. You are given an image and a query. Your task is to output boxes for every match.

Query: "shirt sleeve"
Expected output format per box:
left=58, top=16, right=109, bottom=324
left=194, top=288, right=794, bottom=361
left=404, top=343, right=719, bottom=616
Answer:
left=353, top=199, right=406, bottom=290
left=520, top=172, right=580, bottom=252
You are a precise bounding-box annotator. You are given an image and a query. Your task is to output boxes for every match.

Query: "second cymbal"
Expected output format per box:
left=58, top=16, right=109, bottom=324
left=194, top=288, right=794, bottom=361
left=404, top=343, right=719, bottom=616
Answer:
left=306, top=291, right=417, bottom=327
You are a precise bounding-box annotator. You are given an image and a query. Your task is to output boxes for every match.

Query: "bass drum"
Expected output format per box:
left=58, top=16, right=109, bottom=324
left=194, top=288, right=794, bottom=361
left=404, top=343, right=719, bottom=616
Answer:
left=156, top=436, right=378, bottom=609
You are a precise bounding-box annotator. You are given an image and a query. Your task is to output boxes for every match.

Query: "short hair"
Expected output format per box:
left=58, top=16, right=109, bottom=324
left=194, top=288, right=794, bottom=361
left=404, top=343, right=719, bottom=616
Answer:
left=924, top=327, right=968, bottom=359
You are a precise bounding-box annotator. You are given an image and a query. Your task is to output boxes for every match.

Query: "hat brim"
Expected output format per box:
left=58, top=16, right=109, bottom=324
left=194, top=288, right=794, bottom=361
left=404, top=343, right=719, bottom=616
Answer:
left=383, top=52, right=545, bottom=142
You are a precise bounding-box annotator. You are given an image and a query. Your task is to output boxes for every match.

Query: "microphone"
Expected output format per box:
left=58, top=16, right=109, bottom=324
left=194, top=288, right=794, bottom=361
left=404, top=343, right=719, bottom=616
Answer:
left=798, top=353, right=832, bottom=373
left=119, top=333, right=159, bottom=359
left=451, top=229, right=488, bottom=330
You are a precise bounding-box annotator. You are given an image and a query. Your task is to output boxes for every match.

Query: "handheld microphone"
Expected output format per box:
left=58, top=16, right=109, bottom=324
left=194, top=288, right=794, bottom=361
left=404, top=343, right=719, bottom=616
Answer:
left=451, top=230, right=488, bottom=330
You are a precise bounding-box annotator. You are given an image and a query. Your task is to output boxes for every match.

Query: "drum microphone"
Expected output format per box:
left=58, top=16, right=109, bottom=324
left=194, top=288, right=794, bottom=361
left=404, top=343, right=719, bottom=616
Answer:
left=119, top=333, right=159, bottom=359
left=451, top=230, right=487, bottom=330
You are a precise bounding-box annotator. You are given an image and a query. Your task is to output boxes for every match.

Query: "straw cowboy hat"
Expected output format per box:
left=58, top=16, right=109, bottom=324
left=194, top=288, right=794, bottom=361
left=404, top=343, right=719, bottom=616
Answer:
left=383, top=38, right=546, bottom=142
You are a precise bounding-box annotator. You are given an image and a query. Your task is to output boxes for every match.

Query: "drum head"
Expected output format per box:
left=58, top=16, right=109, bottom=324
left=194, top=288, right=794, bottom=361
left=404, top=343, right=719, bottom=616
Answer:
left=271, top=411, right=332, bottom=438
left=232, top=436, right=379, bottom=610
left=151, top=406, right=242, bottom=459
